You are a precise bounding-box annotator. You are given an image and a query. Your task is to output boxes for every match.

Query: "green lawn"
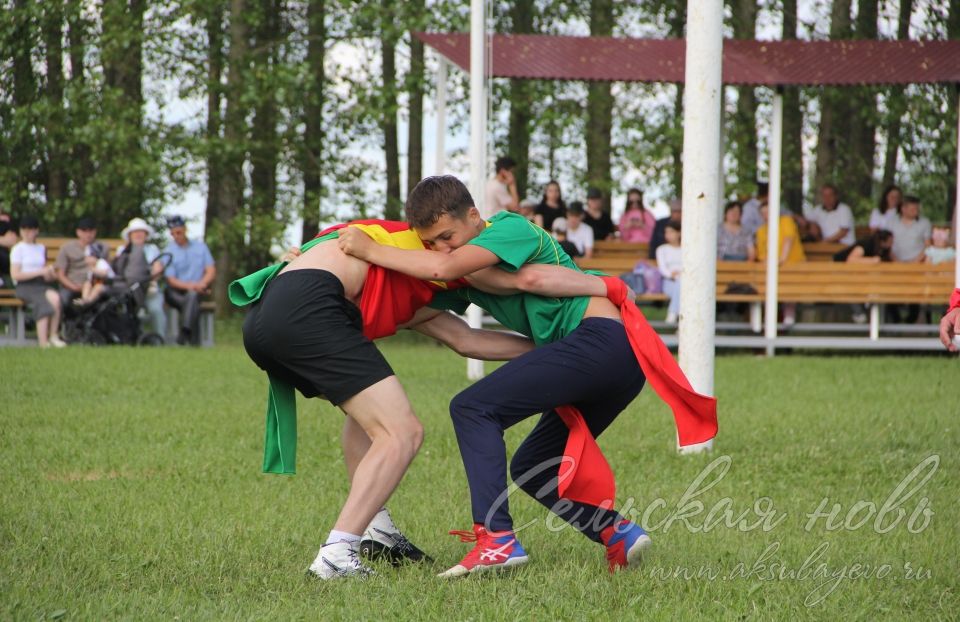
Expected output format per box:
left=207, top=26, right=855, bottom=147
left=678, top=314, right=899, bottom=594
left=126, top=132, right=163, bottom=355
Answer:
left=1, top=330, right=958, bottom=621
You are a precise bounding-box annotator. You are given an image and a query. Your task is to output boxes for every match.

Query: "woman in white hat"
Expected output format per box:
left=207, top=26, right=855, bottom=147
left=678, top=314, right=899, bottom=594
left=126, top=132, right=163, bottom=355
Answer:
left=115, top=217, right=167, bottom=340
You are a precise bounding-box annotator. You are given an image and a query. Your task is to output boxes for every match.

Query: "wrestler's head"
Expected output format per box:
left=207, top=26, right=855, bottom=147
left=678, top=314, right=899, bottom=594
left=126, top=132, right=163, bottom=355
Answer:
left=405, top=175, right=484, bottom=253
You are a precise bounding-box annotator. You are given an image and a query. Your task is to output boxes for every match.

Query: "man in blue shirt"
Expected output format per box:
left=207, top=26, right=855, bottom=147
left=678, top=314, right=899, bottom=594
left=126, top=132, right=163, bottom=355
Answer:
left=164, top=215, right=216, bottom=345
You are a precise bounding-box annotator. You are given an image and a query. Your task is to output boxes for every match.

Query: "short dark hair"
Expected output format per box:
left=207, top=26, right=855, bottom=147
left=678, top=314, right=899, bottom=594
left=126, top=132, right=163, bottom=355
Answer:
left=494, top=156, right=516, bottom=173
left=902, top=195, right=921, bottom=206
left=567, top=201, right=584, bottom=216
left=405, top=175, right=476, bottom=228
left=665, top=219, right=681, bottom=233
left=724, top=200, right=742, bottom=216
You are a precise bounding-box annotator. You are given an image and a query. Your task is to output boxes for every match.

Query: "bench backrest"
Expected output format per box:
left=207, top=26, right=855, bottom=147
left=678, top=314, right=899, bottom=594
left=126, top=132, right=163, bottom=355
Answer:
left=31, top=237, right=126, bottom=266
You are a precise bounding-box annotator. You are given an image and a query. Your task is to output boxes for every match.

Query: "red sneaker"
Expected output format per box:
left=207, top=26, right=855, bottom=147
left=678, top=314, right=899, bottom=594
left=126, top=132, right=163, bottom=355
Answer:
left=438, top=524, right=529, bottom=578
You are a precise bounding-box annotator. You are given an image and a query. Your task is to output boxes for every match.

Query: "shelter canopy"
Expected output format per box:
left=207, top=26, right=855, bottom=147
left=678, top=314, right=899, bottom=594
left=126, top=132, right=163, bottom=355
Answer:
left=416, top=32, right=960, bottom=86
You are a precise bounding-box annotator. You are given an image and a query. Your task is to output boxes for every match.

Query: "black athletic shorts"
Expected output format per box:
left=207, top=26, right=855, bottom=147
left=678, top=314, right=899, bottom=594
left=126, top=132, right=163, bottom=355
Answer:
left=242, top=269, right=394, bottom=406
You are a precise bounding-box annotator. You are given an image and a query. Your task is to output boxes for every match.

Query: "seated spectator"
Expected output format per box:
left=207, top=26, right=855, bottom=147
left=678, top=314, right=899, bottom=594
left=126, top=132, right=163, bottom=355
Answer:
left=889, top=196, right=932, bottom=262
left=55, top=217, right=108, bottom=307
left=869, top=185, right=902, bottom=233
left=924, top=226, right=956, bottom=265
left=717, top=201, right=756, bottom=261
left=740, top=181, right=768, bottom=237
left=563, top=202, right=595, bottom=259
left=648, top=199, right=682, bottom=259
left=755, top=200, right=806, bottom=326
left=799, top=184, right=855, bottom=244
left=550, top=217, right=581, bottom=259
left=164, top=215, right=216, bottom=346
left=834, top=230, right=894, bottom=264
left=115, top=218, right=167, bottom=339
left=10, top=216, right=65, bottom=348
left=0, top=212, right=18, bottom=287
left=655, top=220, right=683, bottom=324
left=518, top=198, right=537, bottom=222
left=483, top=156, right=520, bottom=218
left=534, top=180, right=566, bottom=231
left=834, top=230, right=894, bottom=324
left=618, top=188, right=656, bottom=243
left=583, top=187, right=615, bottom=241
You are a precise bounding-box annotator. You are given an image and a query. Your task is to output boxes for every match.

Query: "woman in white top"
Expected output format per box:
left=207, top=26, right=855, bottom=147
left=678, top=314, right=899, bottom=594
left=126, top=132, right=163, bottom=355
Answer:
left=655, top=220, right=683, bottom=324
left=10, top=216, right=65, bottom=347
left=869, top=185, right=901, bottom=233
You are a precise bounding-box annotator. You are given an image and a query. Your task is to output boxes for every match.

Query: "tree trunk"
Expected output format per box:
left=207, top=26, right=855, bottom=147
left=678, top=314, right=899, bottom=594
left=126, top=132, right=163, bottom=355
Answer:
left=507, top=0, right=535, bottom=200
left=586, top=0, right=613, bottom=211
left=43, top=2, right=67, bottom=210
left=213, top=0, right=249, bottom=313
left=850, top=0, right=879, bottom=208
left=730, top=0, right=757, bottom=191
left=780, top=0, right=803, bottom=211
left=668, top=3, right=685, bottom=197
left=205, top=1, right=225, bottom=244
left=881, top=0, right=913, bottom=190
left=405, top=0, right=425, bottom=199
left=66, top=0, right=93, bottom=203
left=814, top=0, right=852, bottom=192
left=101, top=0, right=145, bottom=233
left=11, top=0, right=38, bottom=215
left=248, top=0, right=281, bottom=272
left=301, top=0, right=325, bottom=242
left=381, top=0, right=402, bottom=220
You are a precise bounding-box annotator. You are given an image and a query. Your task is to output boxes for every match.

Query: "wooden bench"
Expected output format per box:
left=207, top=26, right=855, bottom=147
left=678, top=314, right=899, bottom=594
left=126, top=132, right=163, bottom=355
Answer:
left=1, top=237, right=217, bottom=346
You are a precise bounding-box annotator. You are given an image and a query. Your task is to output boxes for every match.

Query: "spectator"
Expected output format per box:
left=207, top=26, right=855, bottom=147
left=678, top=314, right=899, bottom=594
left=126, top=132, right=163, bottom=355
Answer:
left=0, top=212, right=18, bottom=287
left=55, top=217, right=108, bottom=306
left=869, top=185, right=902, bottom=233
left=924, top=226, right=956, bottom=265
left=799, top=184, right=855, bottom=245
left=888, top=196, right=932, bottom=263
left=518, top=198, right=537, bottom=222
left=564, top=202, right=595, bottom=259
left=717, top=201, right=756, bottom=261
left=10, top=216, right=65, bottom=348
left=648, top=199, right=682, bottom=259
left=618, top=188, right=656, bottom=243
left=885, top=197, right=932, bottom=324
left=834, top=230, right=894, bottom=264
left=115, top=218, right=167, bottom=339
left=483, top=156, right=520, bottom=219
left=833, top=230, right=894, bottom=324
left=583, top=187, right=615, bottom=241
left=755, top=200, right=806, bottom=326
left=740, top=181, right=769, bottom=237
left=550, top=217, right=581, bottom=259
left=656, top=220, right=683, bottom=324
left=534, top=180, right=566, bottom=231
left=164, top=215, right=216, bottom=346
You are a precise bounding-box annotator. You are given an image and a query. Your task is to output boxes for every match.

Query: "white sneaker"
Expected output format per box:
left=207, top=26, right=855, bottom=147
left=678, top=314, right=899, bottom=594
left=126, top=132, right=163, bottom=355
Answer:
left=49, top=336, right=67, bottom=348
left=360, top=508, right=432, bottom=565
left=307, top=541, right=374, bottom=580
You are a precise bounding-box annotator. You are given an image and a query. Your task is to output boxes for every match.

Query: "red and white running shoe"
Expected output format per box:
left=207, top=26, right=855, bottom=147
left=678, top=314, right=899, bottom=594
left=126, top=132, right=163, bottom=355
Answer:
left=438, top=524, right=529, bottom=578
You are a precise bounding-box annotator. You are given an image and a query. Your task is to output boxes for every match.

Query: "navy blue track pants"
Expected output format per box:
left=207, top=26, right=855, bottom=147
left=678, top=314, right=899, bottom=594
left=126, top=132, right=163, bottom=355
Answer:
left=449, top=317, right=646, bottom=543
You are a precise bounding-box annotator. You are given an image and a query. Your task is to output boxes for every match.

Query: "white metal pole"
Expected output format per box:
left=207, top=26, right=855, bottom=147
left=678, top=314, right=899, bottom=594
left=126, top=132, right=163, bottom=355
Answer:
left=955, top=90, right=959, bottom=289
left=678, top=0, right=723, bottom=403
left=434, top=57, right=448, bottom=176
left=466, top=0, right=486, bottom=380
left=765, top=90, right=784, bottom=356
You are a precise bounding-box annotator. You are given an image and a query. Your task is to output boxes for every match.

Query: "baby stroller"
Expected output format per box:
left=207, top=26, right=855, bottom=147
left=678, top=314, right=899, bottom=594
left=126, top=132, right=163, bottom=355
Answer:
left=63, top=249, right=172, bottom=346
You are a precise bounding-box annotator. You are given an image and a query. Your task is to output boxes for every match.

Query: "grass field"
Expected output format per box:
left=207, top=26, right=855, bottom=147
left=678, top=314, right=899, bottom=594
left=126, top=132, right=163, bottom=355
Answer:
left=1, top=325, right=958, bottom=621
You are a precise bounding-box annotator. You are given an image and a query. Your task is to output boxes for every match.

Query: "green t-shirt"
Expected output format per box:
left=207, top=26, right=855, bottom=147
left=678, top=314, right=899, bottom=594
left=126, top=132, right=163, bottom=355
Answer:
left=429, top=212, right=591, bottom=345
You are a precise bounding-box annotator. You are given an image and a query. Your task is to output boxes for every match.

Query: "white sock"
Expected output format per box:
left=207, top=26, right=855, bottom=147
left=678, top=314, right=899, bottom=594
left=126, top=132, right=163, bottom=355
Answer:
left=366, top=507, right=399, bottom=534
left=325, top=530, right=361, bottom=546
